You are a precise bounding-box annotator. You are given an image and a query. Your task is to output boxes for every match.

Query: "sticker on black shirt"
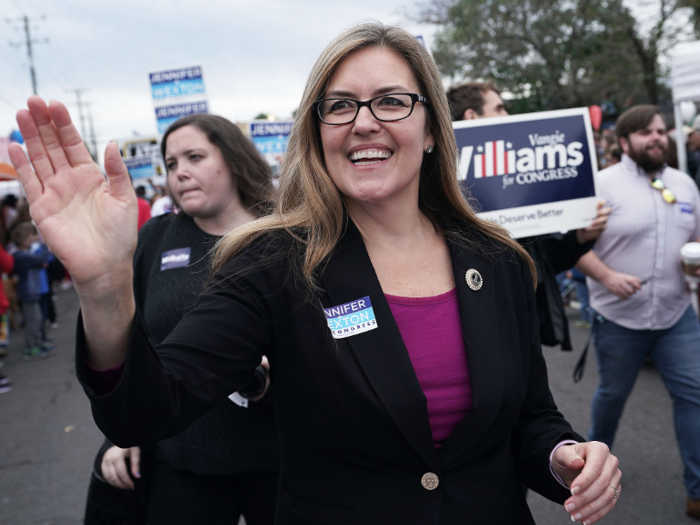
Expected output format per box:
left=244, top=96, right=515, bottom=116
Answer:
left=161, top=248, right=191, bottom=271
left=324, top=296, right=377, bottom=339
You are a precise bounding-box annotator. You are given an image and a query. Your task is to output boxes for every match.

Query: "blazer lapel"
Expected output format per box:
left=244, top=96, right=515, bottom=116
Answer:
left=320, top=220, right=439, bottom=469
left=437, top=239, right=505, bottom=467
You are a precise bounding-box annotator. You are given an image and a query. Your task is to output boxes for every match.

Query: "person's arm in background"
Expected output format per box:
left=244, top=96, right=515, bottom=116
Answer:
left=575, top=250, right=641, bottom=299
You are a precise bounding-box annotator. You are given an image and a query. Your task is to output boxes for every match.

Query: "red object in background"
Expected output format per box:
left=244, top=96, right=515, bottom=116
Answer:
left=137, top=198, right=151, bottom=230
left=589, top=105, right=602, bottom=131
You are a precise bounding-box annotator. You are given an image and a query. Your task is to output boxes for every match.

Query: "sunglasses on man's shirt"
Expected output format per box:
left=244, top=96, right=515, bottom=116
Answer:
left=650, top=177, right=676, bottom=204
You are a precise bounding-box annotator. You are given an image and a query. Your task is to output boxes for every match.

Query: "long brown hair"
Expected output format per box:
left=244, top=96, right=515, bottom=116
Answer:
left=212, top=22, right=536, bottom=286
left=161, top=114, right=274, bottom=215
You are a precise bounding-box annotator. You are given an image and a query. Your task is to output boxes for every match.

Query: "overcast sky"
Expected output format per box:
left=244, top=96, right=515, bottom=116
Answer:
left=0, top=0, right=437, bottom=159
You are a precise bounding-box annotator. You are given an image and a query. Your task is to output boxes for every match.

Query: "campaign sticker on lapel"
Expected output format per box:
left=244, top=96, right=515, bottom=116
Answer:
left=161, top=247, right=191, bottom=271
left=324, top=296, right=378, bottom=339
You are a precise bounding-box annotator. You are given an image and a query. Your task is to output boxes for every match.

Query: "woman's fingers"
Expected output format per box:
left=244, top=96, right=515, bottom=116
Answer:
left=564, top=443, right=621, bottom=523
left=16, top=108, right=55, bottom=185
left=576, top=476, right=621, bottom=524
left=129, top=447, right=141, bottom=479
left=47, top=100, right=95, bottom=167
left=8, top=144, right=43, bottom=204
left=113, top=459, right=135, bottom=490
left=570, top=442, right=615, bottom=493
left=101, top=450, right=135, bottom=490
left=16, top=97, right=96, bottom=189
left=101, top=446, right=136, bottom=490
left=103, top=142, right=133, bottom=200
left=569, top=470, right=622, bottom=524
left=26, top=96, right=72, bottom=175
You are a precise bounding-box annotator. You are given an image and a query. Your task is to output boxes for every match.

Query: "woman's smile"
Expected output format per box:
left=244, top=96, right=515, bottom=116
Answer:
left=320, top=46, right=434, bottom=208
left=348, top=147, right=393, bottom=166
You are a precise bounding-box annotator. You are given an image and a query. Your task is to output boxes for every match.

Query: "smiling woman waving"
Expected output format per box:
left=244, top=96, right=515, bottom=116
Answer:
left=11, top=22, right=621, bottom=525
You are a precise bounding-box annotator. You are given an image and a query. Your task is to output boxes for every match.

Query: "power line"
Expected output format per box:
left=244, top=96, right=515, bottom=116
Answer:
left=66, top=88, right=97, bottom=161
left=0, top=94, right=19, bottom=110
left=0, top=47, right=22, bottom=68
left=86, top=102, right=98, bottom=163
left=6, top=15, right=48, bottom=95
left=35, top=53, right=71, bottom=91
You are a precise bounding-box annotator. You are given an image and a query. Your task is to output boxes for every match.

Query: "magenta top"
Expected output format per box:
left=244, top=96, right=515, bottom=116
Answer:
left=385, top=288, right=472, bottom=448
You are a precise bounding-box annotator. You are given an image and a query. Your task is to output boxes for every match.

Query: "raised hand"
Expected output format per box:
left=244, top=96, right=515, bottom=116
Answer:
left=10, top=96, right=138, bottom=369
left=9, top=96, right=138, bottom=290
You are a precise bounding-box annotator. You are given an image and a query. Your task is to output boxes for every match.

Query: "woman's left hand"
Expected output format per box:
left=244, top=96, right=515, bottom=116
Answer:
left=552, top=441, right=621, bottom=524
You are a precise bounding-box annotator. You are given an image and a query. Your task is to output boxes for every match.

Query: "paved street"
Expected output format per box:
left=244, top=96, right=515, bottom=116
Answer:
left=0, top=287, right=696, bottom=524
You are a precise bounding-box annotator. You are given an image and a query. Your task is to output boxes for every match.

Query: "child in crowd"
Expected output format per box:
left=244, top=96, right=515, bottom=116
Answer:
left=11, top=222, right=55, bottom=361
left=0, top=242, right=14, bottom=392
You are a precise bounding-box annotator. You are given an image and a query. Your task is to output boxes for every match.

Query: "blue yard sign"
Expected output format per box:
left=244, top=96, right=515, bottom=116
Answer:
left=149, top=66, right=208, bottom=135
left=123, top=155, right=156, bottom=180
left=154, top=101, right=209, bottom=134
left=453, top=108, right=599, bottom=238
left=249, top=120, right=294, bottom=169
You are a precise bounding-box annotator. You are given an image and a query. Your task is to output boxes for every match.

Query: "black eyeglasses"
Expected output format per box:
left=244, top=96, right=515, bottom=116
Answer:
left=313, top=93, right=428, bottom=125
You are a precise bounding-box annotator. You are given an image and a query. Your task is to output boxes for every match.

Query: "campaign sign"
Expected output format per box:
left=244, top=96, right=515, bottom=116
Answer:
left=155, top=101, right=209, bottom=134
left=453, top=108, right=599, bottom=238
left=249, top=120, right=294, bottom=168
left=149, top=66, right=205, bottom=100
left=123, top=155, right=155, bottom=180
left=149, top=66, right=208, bottom=136
left=324, top=296, right=378, bottom=339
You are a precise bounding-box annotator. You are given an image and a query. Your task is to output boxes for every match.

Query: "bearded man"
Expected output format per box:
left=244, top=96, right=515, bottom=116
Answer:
left=576, top=105, right=700, bottom=520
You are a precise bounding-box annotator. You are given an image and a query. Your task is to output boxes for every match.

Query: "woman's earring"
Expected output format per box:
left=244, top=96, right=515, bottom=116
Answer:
left=425, top=146, right=434, bottom=154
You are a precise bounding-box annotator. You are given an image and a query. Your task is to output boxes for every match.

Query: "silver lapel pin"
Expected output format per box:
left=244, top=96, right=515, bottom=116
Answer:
left=465, top=269, right=483, bottom=291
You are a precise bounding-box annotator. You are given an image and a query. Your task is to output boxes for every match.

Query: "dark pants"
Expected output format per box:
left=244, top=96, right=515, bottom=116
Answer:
left=22, top=300, right=42, bottom=349
left=148, top=458, right=279, bottom=525
left=40, top=292, right=56, bottom=325
left=589, top=307, right=700, bottom=498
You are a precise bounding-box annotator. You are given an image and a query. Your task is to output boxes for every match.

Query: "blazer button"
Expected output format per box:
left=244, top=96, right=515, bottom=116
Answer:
left=421, top=472, right=439, bottom=490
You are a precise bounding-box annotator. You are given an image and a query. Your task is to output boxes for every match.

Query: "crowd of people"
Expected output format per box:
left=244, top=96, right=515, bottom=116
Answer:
left=0, top=194, right=67, bottom=393
left=5, top=19, right=700, bottom=525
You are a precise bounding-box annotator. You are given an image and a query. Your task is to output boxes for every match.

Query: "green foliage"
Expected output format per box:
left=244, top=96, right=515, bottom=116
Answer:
left=418, top=0, right=696, bottom=112
left=254, top=113, right=270, bottom=120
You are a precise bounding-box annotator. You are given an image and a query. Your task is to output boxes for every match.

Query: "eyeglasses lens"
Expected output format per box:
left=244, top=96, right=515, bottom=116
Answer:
left=650, top=178, right=676, bottom=203
left=319, top=94, right=414, bottom=124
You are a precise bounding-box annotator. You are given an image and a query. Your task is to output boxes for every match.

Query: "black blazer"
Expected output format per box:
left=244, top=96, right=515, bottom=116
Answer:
left=77, top=219, right=582, bottom=525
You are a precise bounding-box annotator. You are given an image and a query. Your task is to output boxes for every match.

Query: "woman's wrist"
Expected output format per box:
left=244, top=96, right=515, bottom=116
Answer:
left=79, top=269, right=136, bottom=370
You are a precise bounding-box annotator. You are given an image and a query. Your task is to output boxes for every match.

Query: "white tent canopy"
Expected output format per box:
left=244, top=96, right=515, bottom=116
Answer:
left=671, top=40, right=700, bottom=173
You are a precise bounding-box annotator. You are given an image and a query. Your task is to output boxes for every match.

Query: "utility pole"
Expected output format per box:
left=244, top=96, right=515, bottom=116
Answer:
left=86, top=102, right=98, bottom=163
left=7, top=15, right=47, bottom=96
left=66, top=88, right=95, bottom=161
